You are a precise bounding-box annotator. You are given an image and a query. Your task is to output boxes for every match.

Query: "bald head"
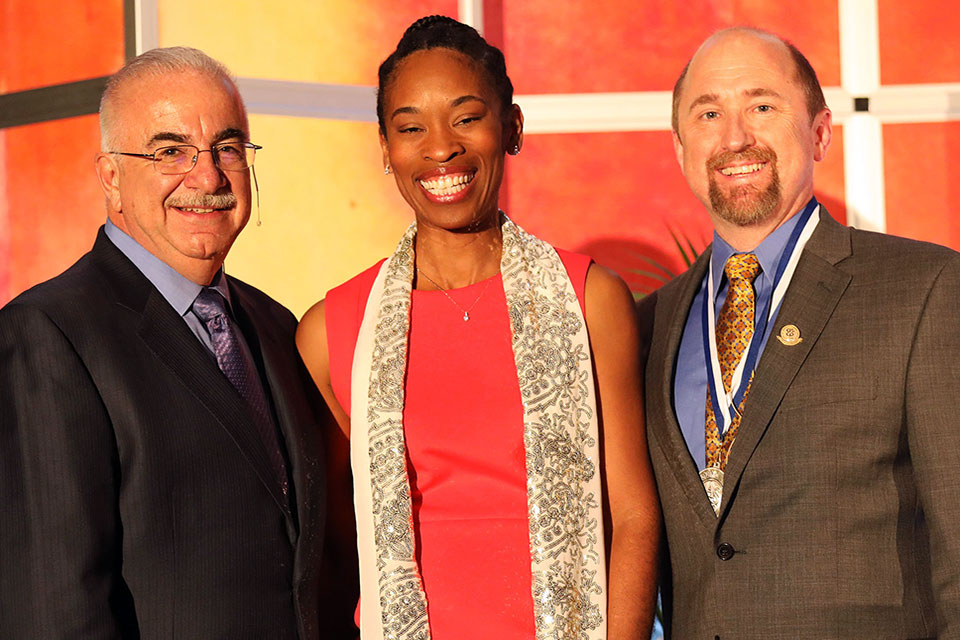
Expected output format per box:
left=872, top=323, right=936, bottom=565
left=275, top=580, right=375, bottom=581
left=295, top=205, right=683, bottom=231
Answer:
left=99, top=47, right=245, bottom=151
left=671, top=28, right=826, bottom=137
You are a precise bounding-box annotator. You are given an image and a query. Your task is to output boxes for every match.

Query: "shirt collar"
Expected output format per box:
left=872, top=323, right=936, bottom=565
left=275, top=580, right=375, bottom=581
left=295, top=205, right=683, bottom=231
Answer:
left=104, top=219, right=232, bottom=316
left=709, top=197, right=815, bottom=301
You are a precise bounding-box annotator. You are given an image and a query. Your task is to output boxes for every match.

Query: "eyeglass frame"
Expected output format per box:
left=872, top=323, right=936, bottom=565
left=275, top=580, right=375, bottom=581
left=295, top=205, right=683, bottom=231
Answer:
left=109, top=141, right=263, bottom=175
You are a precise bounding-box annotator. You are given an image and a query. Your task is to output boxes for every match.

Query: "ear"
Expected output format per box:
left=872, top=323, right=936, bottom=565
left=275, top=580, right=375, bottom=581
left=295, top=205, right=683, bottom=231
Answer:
left=505, top=104, right=524, bottom=154
left=812, top=108, right=833, bottom=163
left=379, top=131, right=391, bottom=173
left=95, top=152, right=123, bottom=214
left=672, top=130, right=686, bottom=173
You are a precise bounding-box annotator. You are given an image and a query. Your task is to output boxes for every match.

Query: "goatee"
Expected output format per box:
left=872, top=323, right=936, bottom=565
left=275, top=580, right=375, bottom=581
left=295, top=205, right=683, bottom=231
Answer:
left=707, top=147, right=781, bottom=226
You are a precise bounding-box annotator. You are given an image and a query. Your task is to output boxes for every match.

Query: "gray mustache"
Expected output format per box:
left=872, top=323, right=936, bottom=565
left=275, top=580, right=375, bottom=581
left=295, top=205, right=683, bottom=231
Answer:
left=166, top=193, right=237, bottom=209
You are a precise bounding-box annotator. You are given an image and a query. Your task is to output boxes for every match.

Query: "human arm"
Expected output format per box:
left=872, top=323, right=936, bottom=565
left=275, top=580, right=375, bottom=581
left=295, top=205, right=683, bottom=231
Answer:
left=0, top=304, right=132, bottom=637
left=296, top=300, right=360, bottom=638
left=904, top=253, right=960, bottom=637
left=583, top=266, right=661, bottom=639
left=296, top=299, right=354, bottom=540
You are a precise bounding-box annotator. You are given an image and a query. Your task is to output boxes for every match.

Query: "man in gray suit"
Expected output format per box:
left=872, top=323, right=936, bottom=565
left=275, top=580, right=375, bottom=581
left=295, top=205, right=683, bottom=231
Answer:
left=640, top=27, right=960, bottom=639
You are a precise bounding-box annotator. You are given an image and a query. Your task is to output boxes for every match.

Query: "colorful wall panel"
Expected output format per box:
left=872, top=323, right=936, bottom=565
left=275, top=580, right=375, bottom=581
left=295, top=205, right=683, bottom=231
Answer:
left=501, top=0, right=841, bottom=93
left=0, top=1, right=124, bottom=93
left=1, top=1, right=958, bottom=319
left=156, top=0, right=458, bottom=85
left=0, top=116, right=105, bottom=300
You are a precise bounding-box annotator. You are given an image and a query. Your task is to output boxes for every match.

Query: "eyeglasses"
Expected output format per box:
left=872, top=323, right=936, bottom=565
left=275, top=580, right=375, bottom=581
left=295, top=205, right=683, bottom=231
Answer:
left=110, top=141, right=262, bottom=175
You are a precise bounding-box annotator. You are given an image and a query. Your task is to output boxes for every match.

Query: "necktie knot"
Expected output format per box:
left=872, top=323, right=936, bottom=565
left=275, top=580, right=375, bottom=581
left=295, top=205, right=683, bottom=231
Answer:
left=192, top=288, right=229, bottom=327
left=724, top=253, right=761, bottom=284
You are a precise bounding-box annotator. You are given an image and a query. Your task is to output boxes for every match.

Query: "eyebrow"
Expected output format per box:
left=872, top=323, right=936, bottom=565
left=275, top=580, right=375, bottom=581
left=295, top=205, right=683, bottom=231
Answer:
left=744, top=87, right=783, bottom=100
left=146, top=127, right=247, bottom=148
left=213, top=127, right=247, bottom=143
left=146, top=131, right=189, bottom=147
left=390, top=95, right=488, bottom=120
left=687, top=88, right=784, bottom=113
left=451, top=94, right=485, bottom=108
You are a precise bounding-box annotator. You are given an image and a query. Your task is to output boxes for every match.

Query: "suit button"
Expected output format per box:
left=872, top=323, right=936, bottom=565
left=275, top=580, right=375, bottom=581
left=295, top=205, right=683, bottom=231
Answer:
left=716, top=542, right=735, bottom=561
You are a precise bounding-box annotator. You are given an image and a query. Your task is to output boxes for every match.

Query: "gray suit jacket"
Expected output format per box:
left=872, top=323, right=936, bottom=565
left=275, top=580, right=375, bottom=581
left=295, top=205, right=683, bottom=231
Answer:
left=639, top=210, right=960, bottom=639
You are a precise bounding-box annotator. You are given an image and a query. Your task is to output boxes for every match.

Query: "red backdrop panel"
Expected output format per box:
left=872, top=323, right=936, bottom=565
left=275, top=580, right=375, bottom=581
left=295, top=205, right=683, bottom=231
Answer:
left=878, top=1, right=960, bottom=84
left=884, top=121, right=960, bottom=250
left=0, top=0, right=124, bottom=93
left=507, top=126, right=844, bottom=294
left=507, top=131, right=709, bottom=294
left=3, top=116, right=105, bottom=303
left=495, top=0, right=841, bottom=94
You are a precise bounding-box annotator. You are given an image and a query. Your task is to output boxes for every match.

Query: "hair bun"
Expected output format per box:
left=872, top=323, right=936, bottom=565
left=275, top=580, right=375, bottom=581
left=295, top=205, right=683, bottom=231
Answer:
left=404, top=14, right=460, bottom=37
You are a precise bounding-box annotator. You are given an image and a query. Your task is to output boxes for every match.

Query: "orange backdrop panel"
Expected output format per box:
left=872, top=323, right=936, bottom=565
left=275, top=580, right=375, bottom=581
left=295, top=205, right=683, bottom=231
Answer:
left=3, top=116, right=105, bottom=303
left=884, top=121, right=960, bottom=250
left=0, top=0, right=124, bottom=93
left=878, top=0, right=960, bottom=84
left=507, top=126, right=844, bottom=294
left=497, top=0, right=841, bottom=94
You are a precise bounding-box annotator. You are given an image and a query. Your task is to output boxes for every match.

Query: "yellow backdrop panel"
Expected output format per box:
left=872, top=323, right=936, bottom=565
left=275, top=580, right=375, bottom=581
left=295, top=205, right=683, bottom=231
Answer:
left=157, top=0, right=457, bottom=85
left=225, top=115, right=412, bottom=318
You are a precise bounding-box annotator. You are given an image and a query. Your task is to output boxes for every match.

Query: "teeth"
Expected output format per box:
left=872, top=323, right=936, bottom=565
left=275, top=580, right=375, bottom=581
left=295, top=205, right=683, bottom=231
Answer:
left=419, top=173, right=473, bottom=196
left=720, top=163, right=764, bottom=176
left=180, top=207, right=216, bottom=213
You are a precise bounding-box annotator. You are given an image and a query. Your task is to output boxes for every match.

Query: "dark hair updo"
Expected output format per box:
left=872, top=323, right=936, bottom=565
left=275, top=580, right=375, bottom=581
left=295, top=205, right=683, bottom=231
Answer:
left=377, top=15, right=514, bottom=135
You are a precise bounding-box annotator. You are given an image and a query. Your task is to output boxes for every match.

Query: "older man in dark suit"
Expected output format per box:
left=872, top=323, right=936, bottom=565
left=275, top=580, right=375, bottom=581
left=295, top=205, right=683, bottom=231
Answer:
left=640, top=28, right=960, bottom=639
left=0, top=47, right=337, bottom=638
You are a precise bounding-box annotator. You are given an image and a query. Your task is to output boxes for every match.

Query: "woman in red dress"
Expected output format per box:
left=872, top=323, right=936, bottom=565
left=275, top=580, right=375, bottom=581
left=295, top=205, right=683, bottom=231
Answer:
left=297, top=16, right=659, bottom=640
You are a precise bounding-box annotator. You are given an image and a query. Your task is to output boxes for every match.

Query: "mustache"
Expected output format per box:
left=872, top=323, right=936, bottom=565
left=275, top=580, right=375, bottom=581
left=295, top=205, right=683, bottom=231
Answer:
left=165, top=193, right=237, bottom=209
left=707, top=147, right=777, bottom=171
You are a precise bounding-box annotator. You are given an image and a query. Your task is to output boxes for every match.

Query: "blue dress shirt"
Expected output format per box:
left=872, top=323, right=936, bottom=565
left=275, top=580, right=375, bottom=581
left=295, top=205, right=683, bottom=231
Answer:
left=673, top=204, right=813, bottom=469
left=104, top=219, right=236, bottom=357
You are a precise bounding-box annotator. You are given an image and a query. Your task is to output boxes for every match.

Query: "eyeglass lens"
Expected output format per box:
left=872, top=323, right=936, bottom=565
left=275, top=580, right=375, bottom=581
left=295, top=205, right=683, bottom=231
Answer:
left=153, top=143, right=255, bottom=174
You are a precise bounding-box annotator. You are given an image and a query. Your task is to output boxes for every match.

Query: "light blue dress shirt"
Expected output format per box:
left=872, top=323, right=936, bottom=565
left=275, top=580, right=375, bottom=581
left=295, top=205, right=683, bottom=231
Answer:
left=673, top=203, right=813, bottom=469
left=104, top=219, right=236, bottom=357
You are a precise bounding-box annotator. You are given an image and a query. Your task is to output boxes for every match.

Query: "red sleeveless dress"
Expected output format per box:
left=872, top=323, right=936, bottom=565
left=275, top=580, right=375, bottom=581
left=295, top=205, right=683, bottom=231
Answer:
left=325, top=249, right=591, bottom=639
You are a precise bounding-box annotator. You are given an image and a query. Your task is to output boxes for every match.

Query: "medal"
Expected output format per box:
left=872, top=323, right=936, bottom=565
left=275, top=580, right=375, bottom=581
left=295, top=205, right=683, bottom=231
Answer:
left=699, top=466, right=724, bottom=515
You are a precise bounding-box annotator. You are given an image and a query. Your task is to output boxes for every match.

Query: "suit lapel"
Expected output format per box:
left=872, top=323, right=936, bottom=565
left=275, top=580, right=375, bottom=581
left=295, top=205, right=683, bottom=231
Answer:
left=230, top=283, right=324, bottom=543
left=89, top=231, right=292, bottom=516
left=718, top=210, right=852, bottom=517
left=647, top=247, right=722, bottom=526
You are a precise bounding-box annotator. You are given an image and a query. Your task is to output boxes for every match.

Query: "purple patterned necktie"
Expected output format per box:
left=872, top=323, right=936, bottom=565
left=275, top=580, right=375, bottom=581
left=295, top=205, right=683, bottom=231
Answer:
left=192, top=288, right=288, bottom=496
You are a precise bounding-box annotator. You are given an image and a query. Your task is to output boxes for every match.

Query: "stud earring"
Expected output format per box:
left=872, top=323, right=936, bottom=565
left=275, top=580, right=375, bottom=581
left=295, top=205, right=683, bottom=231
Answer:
left=510, top=144, right=520, bottom=156
left=384, top=166, right=391, bottom=175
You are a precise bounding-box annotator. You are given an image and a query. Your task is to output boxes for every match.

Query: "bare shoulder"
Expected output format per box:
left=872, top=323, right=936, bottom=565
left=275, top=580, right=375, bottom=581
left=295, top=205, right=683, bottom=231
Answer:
left=295, top=299, right=330, bottom=383
left=584, top=264, right=639, bottom=333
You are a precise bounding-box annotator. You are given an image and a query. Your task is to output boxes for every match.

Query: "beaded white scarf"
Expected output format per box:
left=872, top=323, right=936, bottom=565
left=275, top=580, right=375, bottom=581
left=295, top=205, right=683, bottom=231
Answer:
left=350, top=216, right=606, bottom=640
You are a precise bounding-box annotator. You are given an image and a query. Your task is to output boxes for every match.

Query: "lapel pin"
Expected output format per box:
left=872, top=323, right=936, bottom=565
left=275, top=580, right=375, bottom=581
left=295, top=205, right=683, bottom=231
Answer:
left=776, top=324, right=802, bottom=346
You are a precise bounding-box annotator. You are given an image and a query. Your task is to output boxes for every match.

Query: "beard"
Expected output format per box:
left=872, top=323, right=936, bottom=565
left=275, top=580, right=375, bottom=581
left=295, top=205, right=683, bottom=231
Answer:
left=707, top=147, right=781, bottom=226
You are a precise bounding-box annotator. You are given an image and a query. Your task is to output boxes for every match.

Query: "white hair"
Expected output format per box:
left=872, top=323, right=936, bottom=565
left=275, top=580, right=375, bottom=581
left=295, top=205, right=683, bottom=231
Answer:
left=99, top=46, right=241, bottom=151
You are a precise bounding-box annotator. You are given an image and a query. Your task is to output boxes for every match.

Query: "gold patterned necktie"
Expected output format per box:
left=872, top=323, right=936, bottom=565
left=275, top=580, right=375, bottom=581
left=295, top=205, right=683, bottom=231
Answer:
left=705, top=253, right=762, bottom=472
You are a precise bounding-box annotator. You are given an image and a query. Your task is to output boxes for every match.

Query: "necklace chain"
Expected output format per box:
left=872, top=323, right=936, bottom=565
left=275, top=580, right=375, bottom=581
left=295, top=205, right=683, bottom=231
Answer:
left=416, top=268, right=494, bottom=321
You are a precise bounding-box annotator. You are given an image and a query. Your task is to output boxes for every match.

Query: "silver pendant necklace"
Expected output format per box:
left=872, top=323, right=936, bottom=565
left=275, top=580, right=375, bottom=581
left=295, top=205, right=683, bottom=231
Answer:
left=416, top=268, right=494, bottom=322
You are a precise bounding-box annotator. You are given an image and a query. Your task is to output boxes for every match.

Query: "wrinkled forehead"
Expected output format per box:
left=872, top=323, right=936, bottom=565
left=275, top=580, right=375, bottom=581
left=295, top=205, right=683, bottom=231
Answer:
left=113, top=70, right=248, bottom=146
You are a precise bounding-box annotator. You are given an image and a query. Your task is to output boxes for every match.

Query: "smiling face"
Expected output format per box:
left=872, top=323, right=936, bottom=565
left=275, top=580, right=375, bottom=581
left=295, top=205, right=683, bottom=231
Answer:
left=673, top=30, right=831, bottom=237
left=95, top=69, right=251, bottom=284
left=379, top=47, right=522, bottom=232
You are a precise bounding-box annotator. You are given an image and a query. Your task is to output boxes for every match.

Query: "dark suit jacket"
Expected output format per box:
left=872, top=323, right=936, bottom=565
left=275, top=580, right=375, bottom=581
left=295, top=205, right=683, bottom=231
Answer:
left=639, top=210, right=960, bottom=639
left=0, top=229, right=328, bottom=639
